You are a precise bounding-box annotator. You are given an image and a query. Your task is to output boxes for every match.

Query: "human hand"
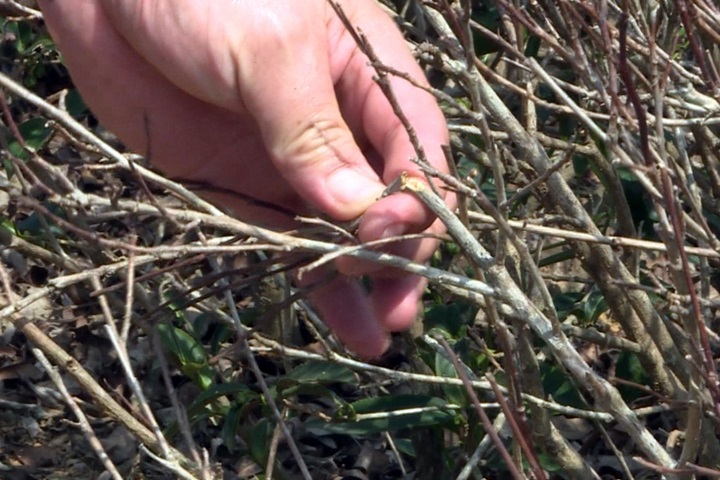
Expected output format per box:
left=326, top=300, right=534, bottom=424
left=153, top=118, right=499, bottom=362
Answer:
left=38, top=0, right=453, bottom=357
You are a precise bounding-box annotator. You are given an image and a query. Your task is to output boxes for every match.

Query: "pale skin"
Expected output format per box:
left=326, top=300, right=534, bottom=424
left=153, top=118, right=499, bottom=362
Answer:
left=38, top=0, right=454, bottom=357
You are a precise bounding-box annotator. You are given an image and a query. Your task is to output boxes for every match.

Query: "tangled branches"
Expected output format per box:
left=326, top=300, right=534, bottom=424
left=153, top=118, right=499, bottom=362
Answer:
left=1, top=0, right=720, bottom=478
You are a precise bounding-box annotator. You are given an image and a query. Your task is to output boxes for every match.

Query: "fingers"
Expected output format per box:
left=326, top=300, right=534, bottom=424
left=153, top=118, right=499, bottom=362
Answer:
left=371, top=275, right=426, bottom=332
left=306, top=274, right=390, bottom=358
left=250, top=97, right=388, bottom=222
left=97, top=0, right=388, bottom=221
left=36, top=0, right=260, bottom=181
left=39, top=0, right=441, bottom=357
left=333, top=1, right=453, bottom=235
left=333, top=177, right=450, bottom=279
left=237, top=13, right=388, bottom=221
left=326, top=0, right=454, bottom=284
left=37, top=0, right=152, bottom=145
left=40, top=0, right=352, bottom=221
left=334, top=215, right=446, bottom=278
left=305, top=271, right=425, bottom=358
left=97, top=0, right=250, bottom=110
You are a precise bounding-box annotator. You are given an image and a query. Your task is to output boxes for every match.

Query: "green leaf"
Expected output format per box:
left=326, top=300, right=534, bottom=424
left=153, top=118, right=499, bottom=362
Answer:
left=538, top=249, right=575, bottom=268
left=434, top=352, right=467, bottom=407
left=524, top=34, right=541, bottom=58
left=621, top=177, right=654, bottom=237
left=284, top=361, right=358, bottom=386
left=424, top=302, right=476, bottom=338
left=161, top=288, right=189, bottom=320
left=0, top=218, right=16, bottom=236
left=65, top=89, right=88, bottom=119
left=4, top=21, right=31, bottom=52
left=540, top=364, right=584, bottom=408
left=26, top=37, right=55, bottom=54
left=350, top=394, right=431, bottom=415
left=15, top=203, right=66, bottom=238
left=552, top=291, right=584, bottom=321
left=537, top=452, right=563, bottom=473
left=164, top=382, right=259, bottom=439
left=157, top=323, right=205, bottom=364
left=393, top=438, right=415, bottom=458
left=188, top=382, right=258, bottom=413
left=2, top=157, right=13, bottom=178
left=471, top=2, right=501, bottom=55
left=7, top=117, right=53, bottom=160
left=306, top=394, right=458, bottom=435
left=615, top=352, right=651, bottom=402
left=442, top=241, right=461, bottom=257
left=156, top=322, right=213, bottom=390
left=702, top=207, right=720, bottom=239
left=249, top=418, right=273, bottom=466
left=208, top=323, right=232, bottom=355
left=572, top=153, right=590, bottom=178
left=221, top=403, right=244, bottom=451
left=582, top=286, right=608, bottom=324
left=276, top=382, right=347, bottom=410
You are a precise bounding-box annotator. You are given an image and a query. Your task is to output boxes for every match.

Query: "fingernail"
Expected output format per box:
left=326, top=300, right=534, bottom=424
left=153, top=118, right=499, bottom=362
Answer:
left=328, top=169, right=384, bottom=210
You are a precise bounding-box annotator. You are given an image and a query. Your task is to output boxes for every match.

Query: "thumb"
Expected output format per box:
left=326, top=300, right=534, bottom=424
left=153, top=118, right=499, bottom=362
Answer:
left=261, top=109, right=386, bottom=221
left=94, top=0, right=384, bottom=220
left=240, top=36, right=385, bottom=221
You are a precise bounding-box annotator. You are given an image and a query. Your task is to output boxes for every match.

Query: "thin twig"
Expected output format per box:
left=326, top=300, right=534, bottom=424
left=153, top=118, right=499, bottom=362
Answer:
left=32, top=348, right=124, bottom=480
